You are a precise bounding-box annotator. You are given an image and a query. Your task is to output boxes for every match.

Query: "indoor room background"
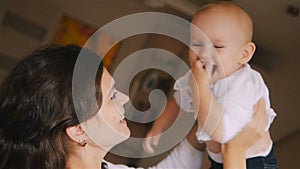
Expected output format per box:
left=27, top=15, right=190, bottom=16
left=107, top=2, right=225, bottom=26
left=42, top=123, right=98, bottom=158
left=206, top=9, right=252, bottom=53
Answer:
left=0, top=0, right=299, bottom=168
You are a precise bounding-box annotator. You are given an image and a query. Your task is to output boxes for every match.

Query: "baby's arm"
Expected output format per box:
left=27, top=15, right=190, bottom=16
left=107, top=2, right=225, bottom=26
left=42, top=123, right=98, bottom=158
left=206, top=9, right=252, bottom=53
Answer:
left=143, top=98, right=180, bottom=154
left=189, top=51, right=223, bottom=142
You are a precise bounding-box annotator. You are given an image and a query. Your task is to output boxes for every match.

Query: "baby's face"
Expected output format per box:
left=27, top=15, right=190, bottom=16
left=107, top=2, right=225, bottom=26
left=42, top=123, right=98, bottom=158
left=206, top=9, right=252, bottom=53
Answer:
left=190, top=9, right=247, bottom=81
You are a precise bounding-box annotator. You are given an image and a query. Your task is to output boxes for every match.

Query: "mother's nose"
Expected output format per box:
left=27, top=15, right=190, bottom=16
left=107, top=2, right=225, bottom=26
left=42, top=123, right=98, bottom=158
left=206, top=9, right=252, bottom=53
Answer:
left=117, top=90, right=129, bottom=105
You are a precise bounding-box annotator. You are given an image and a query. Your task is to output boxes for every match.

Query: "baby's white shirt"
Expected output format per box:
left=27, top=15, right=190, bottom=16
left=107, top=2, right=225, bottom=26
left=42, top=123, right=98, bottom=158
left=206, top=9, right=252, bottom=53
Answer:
left=173, top=64, right=276, bottom=162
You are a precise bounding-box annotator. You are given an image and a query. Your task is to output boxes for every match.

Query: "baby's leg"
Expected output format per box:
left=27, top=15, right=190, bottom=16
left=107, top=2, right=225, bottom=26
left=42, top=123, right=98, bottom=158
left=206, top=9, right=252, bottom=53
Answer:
left=187, top=123, right=206, bottom=151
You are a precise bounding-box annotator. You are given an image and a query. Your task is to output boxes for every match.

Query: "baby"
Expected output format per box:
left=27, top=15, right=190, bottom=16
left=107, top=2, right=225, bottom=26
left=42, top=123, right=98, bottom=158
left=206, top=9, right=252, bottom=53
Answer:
left=144, top=2, right=278, bottom=168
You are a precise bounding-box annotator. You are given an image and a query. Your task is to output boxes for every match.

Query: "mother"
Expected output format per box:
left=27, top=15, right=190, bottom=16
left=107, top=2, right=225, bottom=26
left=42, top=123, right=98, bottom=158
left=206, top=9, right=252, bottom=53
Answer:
left=0, top=45, right=266, bottom=169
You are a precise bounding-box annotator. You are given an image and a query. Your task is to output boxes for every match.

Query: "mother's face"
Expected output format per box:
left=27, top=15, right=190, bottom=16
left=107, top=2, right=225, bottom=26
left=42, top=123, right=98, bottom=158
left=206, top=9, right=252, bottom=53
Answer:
left=82, top=68, right=130, bottom=150
left=100, top=69, right=130, bottom=137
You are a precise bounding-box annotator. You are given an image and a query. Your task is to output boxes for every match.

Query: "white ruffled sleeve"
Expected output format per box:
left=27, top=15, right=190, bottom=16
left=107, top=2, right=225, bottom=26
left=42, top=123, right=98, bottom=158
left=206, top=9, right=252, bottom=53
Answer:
left=173, top=71, right=195, bottom=113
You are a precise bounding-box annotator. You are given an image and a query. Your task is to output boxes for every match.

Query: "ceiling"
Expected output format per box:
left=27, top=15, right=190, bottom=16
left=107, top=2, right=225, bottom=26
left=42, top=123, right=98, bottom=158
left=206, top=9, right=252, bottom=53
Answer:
left=1, top=0, right=299, bottom=63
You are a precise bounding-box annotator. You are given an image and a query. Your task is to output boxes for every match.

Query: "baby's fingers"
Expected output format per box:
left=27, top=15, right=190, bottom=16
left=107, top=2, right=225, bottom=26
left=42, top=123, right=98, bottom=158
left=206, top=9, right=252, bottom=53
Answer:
left=189, top=50, right=204, bottom=70
left=151, top=134, right=160, bottom=146
left=189, top=49, right=199, bottom=65
left=143, top=138, right=155, bottom=154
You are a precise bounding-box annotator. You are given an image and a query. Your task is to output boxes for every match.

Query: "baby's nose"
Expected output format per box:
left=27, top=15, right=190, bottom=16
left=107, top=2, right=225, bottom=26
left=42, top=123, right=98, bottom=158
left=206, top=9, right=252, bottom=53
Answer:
left=198, top=47, right=211, bottom=59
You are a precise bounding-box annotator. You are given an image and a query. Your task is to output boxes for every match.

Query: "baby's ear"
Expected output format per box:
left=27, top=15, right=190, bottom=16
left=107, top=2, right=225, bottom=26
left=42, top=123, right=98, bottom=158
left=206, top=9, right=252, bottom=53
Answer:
left=239, top=42, right=256, bottom=64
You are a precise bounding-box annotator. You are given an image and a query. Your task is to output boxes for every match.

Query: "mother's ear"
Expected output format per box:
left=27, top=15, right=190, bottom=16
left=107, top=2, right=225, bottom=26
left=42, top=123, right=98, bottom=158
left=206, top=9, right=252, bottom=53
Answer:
left=66, top=125, right=87, bottom=147
left=239, top=42, right=256, bottom=64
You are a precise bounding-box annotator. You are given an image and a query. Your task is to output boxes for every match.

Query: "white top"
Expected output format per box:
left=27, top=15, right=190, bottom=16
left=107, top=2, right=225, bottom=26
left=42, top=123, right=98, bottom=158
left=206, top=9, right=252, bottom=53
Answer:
left=104, top=138, right=204, bottom=169
left=173, top=64, right=276, bottom=162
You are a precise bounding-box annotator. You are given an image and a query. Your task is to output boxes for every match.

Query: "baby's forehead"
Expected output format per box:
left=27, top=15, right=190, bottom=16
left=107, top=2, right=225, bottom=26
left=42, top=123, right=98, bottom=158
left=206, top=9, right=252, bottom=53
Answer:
left=192, top=4, right=253, bottom=42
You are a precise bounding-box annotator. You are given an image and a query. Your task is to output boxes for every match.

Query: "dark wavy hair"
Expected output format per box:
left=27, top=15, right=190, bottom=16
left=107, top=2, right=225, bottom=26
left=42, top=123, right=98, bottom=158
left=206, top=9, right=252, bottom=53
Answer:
left=0, top=45, right=104, bottom=169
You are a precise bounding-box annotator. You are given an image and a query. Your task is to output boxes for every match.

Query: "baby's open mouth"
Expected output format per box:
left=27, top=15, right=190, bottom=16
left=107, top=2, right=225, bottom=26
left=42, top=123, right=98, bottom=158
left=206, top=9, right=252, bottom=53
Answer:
left=212, top=65, right=217, bottom=74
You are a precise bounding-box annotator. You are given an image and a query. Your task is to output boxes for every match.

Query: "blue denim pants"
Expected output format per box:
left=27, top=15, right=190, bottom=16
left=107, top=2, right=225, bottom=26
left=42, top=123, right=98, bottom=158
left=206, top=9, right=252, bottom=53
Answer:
left=209, top=146, right=278, bottom=169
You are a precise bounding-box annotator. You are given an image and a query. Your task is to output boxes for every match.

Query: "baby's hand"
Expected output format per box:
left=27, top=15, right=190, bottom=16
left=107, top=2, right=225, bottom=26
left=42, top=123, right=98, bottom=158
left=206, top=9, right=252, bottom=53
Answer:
left=189, top=50, right=211, bottom=86
left=143, top=129, right=161, bottom=154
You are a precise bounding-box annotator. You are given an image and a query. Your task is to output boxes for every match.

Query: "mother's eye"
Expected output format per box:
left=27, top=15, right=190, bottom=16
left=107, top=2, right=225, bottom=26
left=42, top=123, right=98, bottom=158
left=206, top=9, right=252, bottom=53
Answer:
left=111, top=91, right=117, bottom=100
